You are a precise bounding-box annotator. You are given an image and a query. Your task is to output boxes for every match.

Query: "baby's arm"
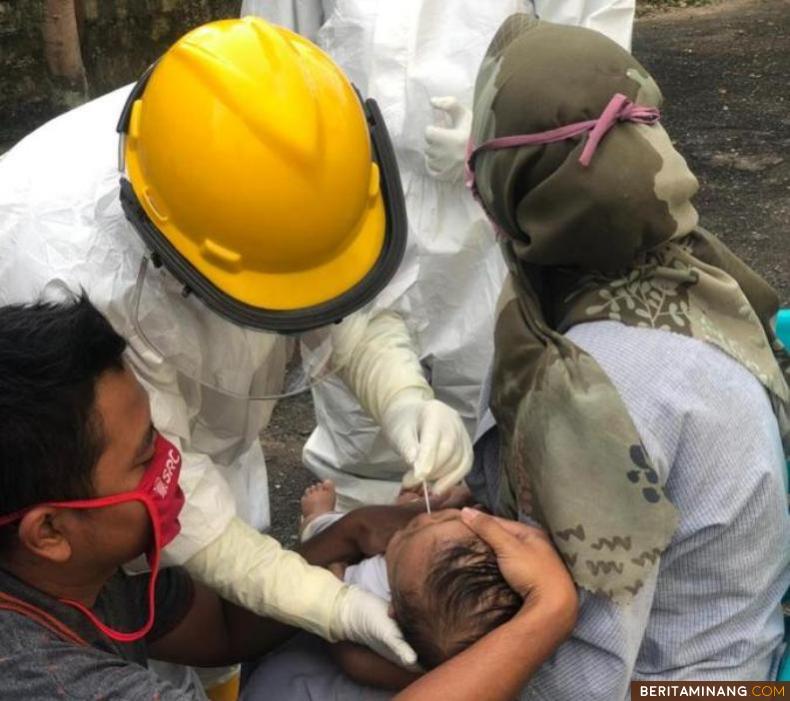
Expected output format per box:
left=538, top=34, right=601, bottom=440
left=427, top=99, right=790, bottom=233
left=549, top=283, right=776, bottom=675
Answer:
left=296, top=505, right=415, bottom=565
left=330, top=642, right=420, bottom=690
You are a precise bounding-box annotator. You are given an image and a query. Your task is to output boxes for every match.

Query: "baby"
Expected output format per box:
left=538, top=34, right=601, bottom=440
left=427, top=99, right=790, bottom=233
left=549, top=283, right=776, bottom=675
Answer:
left=300, top=480, right=522, bottom=671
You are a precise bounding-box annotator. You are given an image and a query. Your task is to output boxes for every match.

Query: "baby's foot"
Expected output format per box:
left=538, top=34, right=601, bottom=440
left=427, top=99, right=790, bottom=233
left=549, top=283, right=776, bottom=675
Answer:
left=300, top=480, right=337, bottom=527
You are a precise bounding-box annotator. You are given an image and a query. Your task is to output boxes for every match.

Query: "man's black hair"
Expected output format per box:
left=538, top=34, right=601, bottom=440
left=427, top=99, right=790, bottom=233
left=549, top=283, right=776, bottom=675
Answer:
left=0, top=295, right=127, bottom=548
left=391, top=537, right=523, bottom=670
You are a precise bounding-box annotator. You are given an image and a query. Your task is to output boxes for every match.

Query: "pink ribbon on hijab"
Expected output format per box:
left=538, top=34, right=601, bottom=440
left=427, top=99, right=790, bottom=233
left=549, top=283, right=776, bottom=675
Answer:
left=465, top=93, right=661, bottom=195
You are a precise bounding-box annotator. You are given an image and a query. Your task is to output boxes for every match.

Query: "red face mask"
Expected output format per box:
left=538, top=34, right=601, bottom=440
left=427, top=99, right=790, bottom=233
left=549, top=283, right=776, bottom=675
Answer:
left=0, top=433, right=185, bottom=642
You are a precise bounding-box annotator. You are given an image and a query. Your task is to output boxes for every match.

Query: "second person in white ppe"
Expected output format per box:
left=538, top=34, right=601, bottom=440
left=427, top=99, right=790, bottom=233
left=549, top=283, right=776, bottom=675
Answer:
left=241, top=0, right=636, bottom=508
left=0, top=17, right=474, bottom=671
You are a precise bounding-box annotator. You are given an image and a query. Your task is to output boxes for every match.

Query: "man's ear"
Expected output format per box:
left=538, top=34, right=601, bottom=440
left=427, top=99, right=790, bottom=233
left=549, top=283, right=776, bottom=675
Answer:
left=17, top=507, right=73, bottom=563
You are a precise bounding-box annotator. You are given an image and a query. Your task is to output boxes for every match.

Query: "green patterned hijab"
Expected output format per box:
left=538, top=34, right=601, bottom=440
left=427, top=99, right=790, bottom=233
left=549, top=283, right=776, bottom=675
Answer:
left=468, top=14, right=790, bottom=601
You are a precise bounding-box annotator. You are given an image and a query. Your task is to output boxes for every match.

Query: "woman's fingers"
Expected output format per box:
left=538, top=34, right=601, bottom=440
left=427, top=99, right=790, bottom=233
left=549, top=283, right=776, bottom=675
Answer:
left=461, top=507, right=520, bottom=551
left=461, top=508, right=547, bottom=544
left=460, top=508, right=578, bottom=623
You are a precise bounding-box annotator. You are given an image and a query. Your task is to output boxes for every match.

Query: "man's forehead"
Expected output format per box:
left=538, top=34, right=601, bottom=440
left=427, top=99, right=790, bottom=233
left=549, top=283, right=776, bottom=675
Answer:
left=94, top=367, right=151, bottom=448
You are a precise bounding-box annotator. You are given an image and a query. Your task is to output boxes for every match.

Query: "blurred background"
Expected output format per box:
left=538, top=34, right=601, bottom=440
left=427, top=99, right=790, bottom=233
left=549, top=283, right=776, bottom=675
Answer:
left=0, top=0, right=239, bottom=151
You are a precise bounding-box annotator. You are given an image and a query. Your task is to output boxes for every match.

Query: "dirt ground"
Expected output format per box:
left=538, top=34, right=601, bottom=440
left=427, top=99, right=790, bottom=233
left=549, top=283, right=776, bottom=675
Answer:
left=261, top=392, right=316, bottom=547
left=263, top=0, right=790, bottom=545
left=634, top=0, right=789, bottom=305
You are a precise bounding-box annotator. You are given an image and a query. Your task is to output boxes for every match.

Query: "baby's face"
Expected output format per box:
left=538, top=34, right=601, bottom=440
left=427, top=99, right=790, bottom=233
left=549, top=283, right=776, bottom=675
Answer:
left=385, top=509, right=475, bottom=595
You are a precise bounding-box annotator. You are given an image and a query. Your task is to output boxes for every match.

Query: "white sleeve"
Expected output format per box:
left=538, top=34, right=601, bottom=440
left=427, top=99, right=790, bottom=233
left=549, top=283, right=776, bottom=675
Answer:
left=185, top=517, right=346, bottom=639
left=240, top=0, right=325, bottom=41
left=125, top=339, right=236, bottom=565
left=533, top=0, right=635, bottom=50
left=333, top=310, right=432, bottom=424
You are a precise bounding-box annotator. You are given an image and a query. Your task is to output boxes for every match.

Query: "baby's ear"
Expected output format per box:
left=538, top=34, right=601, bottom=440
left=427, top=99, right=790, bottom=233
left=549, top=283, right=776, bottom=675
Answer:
left=388, top=603, right=396, bottom=619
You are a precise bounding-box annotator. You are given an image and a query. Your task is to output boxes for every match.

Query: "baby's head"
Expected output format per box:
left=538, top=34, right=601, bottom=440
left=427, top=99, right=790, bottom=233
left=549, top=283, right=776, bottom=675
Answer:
left=385, top=509, right=522, bottom=669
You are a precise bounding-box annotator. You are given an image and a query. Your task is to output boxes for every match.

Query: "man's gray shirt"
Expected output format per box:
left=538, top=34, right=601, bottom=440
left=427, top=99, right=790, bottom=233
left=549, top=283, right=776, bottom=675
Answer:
left=0, top=565, right=201, bottom=700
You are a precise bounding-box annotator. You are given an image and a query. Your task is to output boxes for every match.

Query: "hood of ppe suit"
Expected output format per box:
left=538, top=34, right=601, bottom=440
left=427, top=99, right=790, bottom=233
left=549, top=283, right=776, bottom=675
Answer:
left=470, top=14, right=699, bottom=273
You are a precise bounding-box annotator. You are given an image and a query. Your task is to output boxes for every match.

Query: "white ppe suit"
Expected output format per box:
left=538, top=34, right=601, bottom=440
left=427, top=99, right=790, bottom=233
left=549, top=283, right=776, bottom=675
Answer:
left=241, top=0, right=636, bottom=506
left=0, top=85, right=439, bottom=665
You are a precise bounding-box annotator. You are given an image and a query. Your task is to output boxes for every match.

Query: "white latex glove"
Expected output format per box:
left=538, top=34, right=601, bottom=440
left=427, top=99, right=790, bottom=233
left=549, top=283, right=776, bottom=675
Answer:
left=185, top=517, right=416, bottom=666
left=382, top=387, right=473, bottom=495
left=424, top=96, right=473, bottom=183
left=336, top=312, right=473, bottom=495
left=331, top=586, right=417, bottom=667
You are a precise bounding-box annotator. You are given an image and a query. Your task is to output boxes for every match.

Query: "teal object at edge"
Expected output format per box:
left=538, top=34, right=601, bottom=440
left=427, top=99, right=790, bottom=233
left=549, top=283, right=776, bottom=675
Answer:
left=777, top=310, right=790, bottom=348
left=778, top=309, right=789, bottom=681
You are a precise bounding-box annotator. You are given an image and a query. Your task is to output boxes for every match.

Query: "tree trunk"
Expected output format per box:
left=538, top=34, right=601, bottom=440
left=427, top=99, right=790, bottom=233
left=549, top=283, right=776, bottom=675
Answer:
left=42, top=0, right=88, bottom=100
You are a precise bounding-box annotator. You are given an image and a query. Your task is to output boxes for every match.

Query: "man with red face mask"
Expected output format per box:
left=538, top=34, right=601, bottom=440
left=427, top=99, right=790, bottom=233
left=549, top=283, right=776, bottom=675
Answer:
left=0, top=296, right=280, bottom=698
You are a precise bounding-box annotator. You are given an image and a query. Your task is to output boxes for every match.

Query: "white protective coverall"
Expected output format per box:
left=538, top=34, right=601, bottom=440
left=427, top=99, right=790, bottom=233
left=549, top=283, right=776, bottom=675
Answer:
left=0, top=83, right=453, bottom=667
left=241, top=0, right=636, bottom=507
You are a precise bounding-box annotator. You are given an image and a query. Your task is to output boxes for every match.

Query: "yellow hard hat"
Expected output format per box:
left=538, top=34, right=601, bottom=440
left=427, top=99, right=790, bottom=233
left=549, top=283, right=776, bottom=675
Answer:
left=117, top=17, right=405, bottom=332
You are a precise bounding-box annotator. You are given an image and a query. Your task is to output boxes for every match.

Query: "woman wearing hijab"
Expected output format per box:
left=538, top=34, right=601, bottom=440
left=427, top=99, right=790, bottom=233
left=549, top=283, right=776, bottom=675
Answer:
left=465, top=15, right=790, bottom=698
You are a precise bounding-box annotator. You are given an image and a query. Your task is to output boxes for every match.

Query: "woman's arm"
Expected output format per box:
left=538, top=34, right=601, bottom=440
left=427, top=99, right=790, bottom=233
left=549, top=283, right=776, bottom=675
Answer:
left=395, top=509, right=579, bottom=701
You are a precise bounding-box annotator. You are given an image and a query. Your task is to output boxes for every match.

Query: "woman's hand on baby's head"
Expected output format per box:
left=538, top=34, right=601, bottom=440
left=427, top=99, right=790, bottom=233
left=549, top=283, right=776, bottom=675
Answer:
left=460, top=508, right=578, bottom=637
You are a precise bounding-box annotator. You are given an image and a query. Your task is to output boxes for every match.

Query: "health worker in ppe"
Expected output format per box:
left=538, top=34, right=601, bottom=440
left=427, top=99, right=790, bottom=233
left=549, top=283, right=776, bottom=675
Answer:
left=0, top=17, right=475, bottom=669
left=240, top=0, right=636, bottom=507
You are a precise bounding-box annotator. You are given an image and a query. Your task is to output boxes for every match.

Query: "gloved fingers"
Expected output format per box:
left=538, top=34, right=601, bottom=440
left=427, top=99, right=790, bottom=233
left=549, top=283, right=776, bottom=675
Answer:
left=386, top=420, right=420, bottom=466
left=341, top=588, right=417, bottom=667
left=424, top=142, right=446, bottom=163
left=425, top=125, right=468, bottom=151
left=425, top=154, right=453, bottom=176
left=429, top=95, right=458, bottom=111
left=432, top=449, right=473, bottom=496
left=401, top=427, right=473, bottom=495
left=424, top=124, right=453, bottom=147
left=425, top=164, right=442, bottom=181
left=400, top=467, right=422, bottom=490
left=412, top=415, right=440, bottom=484
left=425, top=160, right=452, bottom=180
left=430, top=425, right=473, bottom=495
left=429, top=95, right=465, bottom=126
left=366, top=616, right=419, bottom=668
left=427, top=165, right=461, bottom=184
left=413, top=401, right=473, bottom=483
left=422, top=401, right=467, bottom=466
left=426, top=430, right=459, bottom=480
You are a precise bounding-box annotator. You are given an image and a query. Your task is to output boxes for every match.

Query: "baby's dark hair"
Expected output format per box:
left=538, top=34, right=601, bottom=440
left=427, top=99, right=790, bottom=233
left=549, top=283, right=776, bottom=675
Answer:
left=391, top=537, right=522, bottom=670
